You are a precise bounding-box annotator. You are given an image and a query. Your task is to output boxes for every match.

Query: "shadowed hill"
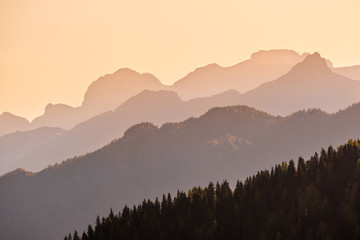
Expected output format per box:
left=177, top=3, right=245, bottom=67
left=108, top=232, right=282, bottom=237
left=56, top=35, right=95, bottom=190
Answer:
left=2, top=104, right=360, bottom=239
left=67, top=140, right=360, bottom=240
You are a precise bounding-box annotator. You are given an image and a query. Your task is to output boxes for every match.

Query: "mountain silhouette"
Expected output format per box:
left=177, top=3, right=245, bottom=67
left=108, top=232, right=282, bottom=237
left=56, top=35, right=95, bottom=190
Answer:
left=171, top=49, right=309, bottom=99
left=2, top=49, right=357, bottom=135
left=238, top=52, right=360, bottom=115
left=28, top=50, right=307, bottom=131
left=82, top=68, right=165, bottom=113
left=333, top=65, right=360, bottom=81
left=0, top=90, right=241, bottom=174
left=1, top=52, right=360, bottom=174
left=0, top=112, right=30, bottom=137
left=31, top=103, right=80, bottom=129
left=2, top=104, right=360, bottom=239
left=25, top=68, right=167, bottom=131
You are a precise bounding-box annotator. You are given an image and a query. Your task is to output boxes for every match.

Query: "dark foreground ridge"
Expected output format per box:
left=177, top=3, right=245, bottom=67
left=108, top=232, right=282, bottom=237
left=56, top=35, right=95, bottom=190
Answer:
left=66, top=140, right=360, bottom=240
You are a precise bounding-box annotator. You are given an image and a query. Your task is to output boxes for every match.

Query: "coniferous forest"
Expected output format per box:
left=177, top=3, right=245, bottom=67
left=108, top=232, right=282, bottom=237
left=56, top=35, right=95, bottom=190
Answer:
left=65, top=140, right=360, bottom=240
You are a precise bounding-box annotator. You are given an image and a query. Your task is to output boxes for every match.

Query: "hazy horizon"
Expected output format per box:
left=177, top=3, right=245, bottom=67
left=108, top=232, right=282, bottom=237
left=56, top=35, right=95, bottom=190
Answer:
left=1, top=0, right=360, bottom=120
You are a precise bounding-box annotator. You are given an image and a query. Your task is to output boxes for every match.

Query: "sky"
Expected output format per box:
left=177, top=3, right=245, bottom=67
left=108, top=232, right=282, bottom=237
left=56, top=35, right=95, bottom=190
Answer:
left=1, top=0, right=360, bottom=120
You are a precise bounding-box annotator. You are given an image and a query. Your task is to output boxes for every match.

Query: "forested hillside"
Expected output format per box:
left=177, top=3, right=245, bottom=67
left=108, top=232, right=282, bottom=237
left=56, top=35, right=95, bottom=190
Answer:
left=2, top=105, right=360, bottom=240
left=66, top=140, right=360, bottom=240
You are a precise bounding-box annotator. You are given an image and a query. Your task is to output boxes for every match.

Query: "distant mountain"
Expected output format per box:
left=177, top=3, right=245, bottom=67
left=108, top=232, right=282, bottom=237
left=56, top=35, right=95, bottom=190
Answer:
left=0, top=127, right=65, bottom=175
left=82, top=68, right=165, bottom=113
left=333, top=65, right=360, bottom=81
left=26, top=68, right=167, bottom=130
left=171, top=49, right=309, bottom=99
left=0, top=112, right=30, bottom=137
left=0, top=90, right=241, bottom=175
left=30, top=50, right=307, bottom=130
left=3, top=49, right=358, bottom=133
left=238, top=52, right=360, bottom=115
left=2, top=52, right=360, bottom=174
left=2, top=104, right=360, bottom=239
left=31, top=103, right=81, bottom=130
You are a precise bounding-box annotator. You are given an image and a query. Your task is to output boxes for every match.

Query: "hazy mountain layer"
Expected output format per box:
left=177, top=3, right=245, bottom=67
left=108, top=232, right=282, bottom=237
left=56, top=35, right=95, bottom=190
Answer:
left=29, top=69, right=167, bottom=131
left=333, top=65, right=360, bottom=81
left=0, top=90, right=241, bottom=175
left=1, top=104, right=360, bottom=239
left=0, top=112, right=30, bottom=137
left=0, top=127, right=66, bottom=175
left=0, top=49, right=325, bottom=134
left=238, top=52, right=360, bottom=115
left=2, top=52, right=360, bottom=174
left=171, top=49, right=309, bottom=99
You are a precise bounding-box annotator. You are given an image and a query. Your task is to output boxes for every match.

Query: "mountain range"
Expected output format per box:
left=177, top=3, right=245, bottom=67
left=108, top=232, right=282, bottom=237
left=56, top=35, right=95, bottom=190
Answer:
left=237, top=52, right=360, bottom=115
left=2, top=103, right=360, bottom=239
left=1, top=52, right=360, bottom=175
left=2, top=49, right=359, bottom=138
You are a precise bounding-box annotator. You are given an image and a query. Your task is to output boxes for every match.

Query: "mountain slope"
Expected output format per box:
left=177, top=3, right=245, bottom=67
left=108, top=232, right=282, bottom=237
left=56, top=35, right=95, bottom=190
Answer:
left=2, top=104, right=360, bottom=239
left=239, top=52, right=360, bottom=115
left=67, top=140, right=360, bottom=240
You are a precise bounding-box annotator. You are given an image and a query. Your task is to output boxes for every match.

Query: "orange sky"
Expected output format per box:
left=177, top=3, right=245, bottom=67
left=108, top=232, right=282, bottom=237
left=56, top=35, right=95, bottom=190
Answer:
left=1, top=0, right=360, bottom=120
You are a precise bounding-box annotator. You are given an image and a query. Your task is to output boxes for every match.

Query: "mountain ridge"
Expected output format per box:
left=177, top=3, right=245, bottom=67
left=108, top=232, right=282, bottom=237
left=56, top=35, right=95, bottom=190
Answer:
left=238, top=52, right=360, bottom=115
left=1, top=49, right=359, bottom=136
left=2, top=103, right=360, bottom=239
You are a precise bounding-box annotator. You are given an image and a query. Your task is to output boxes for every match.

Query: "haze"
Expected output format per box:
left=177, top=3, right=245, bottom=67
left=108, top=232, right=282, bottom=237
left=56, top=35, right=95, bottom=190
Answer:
left=1, top=0, right=360, bottom=120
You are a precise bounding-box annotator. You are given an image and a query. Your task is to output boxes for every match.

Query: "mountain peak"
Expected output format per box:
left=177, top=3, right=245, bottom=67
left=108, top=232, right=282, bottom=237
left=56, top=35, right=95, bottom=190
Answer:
left=289, top=52, right=332, bottom=75
left=1, top=112, right=18, bottom=118
left=0, top=112, right=29, bottom=124
left=122, top=122, right=158, bottom=141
